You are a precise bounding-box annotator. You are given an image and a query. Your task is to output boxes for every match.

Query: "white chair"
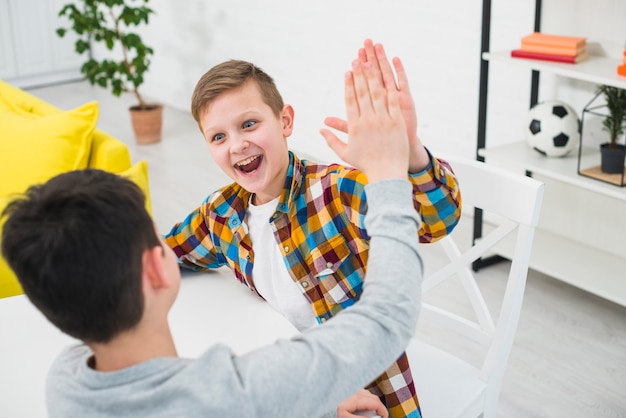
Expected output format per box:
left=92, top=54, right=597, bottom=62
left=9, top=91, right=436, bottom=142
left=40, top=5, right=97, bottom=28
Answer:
left=407, top=155, right=544, bottom=418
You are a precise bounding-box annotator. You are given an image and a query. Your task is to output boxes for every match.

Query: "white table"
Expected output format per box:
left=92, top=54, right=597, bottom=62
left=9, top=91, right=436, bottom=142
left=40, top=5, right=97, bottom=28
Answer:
left=0, top=269, right=298, bottom=418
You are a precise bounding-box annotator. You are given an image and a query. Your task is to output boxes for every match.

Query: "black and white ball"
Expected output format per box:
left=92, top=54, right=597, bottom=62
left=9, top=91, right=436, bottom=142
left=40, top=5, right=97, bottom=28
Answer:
left=526, top=100, right=580, bottom=157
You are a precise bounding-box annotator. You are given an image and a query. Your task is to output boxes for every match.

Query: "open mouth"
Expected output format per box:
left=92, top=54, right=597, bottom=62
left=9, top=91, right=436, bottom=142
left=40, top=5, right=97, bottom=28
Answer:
left=235, top=155, right=262, bottom=174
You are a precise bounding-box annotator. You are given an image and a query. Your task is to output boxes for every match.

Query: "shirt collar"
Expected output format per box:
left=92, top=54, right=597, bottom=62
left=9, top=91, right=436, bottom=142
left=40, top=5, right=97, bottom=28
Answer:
left=275, top=151, right=304, bottom=214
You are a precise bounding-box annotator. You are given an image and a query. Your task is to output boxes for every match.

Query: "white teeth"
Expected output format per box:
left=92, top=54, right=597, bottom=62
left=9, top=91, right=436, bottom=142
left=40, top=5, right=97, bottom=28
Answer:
left=236, top=155, right=259, bottom=166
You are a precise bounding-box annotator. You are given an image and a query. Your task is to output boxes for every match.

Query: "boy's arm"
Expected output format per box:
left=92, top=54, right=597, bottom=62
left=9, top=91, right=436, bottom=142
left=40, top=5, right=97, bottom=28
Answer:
left=408, top=150, right=462, bottom=242
left=163, top=202, right=223, bottom=270
left=327, top=39, right=462, bottom=242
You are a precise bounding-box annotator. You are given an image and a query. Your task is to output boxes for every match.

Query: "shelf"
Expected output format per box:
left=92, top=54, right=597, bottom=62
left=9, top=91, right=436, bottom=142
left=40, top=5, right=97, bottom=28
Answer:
left=478, top=141, right=626, bottom=201
left=483, top=51, right=626, bottom=90
left=477, top=1, right=626, bottom=307
left=492, top=227, right=626, bottom=308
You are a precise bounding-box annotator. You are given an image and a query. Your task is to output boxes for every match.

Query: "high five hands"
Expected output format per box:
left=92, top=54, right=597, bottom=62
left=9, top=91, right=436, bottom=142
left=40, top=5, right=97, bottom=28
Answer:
left=320, top=39, right=430, bottom=177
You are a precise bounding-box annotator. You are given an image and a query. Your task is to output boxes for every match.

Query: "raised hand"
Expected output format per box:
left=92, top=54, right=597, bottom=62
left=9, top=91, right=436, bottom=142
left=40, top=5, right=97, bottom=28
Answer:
left=325, top=39, right=430, bottom=173
left=320, top=50, right=409, bottom=182
left=359, top=40, right=417, bottom=148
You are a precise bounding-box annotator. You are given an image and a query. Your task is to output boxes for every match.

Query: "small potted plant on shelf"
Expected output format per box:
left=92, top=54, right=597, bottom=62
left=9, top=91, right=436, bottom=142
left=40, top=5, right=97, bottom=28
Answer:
left=597, top=85, right=626, bottom=174
left=56, top=0, right=162, bottom=144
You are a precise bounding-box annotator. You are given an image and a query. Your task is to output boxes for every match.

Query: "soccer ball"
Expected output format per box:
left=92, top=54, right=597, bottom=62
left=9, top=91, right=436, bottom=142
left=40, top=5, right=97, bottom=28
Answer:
left=525, top=100, right=580, bottom=157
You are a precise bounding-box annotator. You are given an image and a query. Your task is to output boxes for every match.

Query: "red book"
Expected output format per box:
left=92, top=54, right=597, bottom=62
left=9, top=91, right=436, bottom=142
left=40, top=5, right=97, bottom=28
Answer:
left=511, top=49, right=589, bottom=64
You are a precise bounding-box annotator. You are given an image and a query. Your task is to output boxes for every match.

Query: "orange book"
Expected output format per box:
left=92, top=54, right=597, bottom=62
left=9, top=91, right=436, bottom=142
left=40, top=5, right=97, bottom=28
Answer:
left=520, top=43, right=585, bottom=57
left=619, top=50, right=626, bottom=76
left=521, top=32, right=587, bottom=49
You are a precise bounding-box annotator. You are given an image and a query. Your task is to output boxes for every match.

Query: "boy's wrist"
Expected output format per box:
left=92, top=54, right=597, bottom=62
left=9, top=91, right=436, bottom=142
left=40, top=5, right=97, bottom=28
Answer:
left=365, top=168, right=408, bottom=183
left=408, top=142, right=430, bottom=174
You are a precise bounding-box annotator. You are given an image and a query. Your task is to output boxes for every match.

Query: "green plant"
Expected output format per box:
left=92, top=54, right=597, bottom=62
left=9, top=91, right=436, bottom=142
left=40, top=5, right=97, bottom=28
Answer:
left=56, top=0, right=154, bottom=109
left=597, top=85, right=626, bottom=148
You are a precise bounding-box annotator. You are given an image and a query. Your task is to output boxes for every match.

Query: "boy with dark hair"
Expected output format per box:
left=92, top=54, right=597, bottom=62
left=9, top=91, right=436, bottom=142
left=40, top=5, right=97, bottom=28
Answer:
left=165, top=39, right=462, bottom=417
left=1, top=50, right=424, bottom=417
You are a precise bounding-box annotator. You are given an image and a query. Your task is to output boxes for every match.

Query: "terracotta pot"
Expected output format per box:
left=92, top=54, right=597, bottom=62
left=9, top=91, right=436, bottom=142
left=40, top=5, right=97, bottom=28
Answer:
left=129, top=104, right=163, bottom=144
left=600, top=143, right=626, bottom=174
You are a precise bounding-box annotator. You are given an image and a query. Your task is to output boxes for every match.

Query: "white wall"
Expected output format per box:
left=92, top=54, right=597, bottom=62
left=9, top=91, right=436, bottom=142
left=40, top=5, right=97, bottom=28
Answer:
left=139, top=0, right=625, bottom=163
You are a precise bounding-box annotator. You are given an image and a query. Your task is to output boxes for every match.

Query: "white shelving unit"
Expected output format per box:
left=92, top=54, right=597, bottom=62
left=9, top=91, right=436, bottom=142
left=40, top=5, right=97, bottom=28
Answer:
left=476, top=2, right=626, bottom=307
left=484, top=51, right=626, bottom=90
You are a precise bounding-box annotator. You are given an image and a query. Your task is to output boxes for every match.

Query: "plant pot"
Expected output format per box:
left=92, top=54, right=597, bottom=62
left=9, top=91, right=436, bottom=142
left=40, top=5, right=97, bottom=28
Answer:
left=129, top=104, right=163, bottom=144
left=600, top=143, right=626, bottom=174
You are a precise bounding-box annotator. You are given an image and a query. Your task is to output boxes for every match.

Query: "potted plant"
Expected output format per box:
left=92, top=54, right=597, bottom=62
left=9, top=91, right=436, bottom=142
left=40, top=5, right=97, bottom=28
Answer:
left=597, top=85, right=626, bottom=174
left=56, top=0, right=162, bottom=144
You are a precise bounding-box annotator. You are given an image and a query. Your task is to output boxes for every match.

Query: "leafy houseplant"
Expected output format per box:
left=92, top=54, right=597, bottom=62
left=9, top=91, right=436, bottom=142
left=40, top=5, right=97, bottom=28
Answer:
left=596, top=85, right=626, bottom=174
left=598, top=85, right=626, bottom=148
left=56, top=0, right=162, bottom=143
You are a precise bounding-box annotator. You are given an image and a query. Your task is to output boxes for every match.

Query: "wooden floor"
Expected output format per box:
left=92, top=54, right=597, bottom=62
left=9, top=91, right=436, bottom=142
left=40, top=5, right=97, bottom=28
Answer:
left=27, top=81, right=626, bottom=418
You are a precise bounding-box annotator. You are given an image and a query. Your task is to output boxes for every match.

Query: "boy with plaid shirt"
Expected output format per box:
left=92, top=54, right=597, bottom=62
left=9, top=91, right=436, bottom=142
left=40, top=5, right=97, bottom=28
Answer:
left=165, top=39, right=462, bottom=418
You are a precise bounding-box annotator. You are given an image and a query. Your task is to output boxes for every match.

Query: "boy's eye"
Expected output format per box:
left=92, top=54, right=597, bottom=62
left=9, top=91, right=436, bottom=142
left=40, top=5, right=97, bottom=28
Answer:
left=212, top=133, right=225, bottom=142
left=243, top=120, right=256, bottom=129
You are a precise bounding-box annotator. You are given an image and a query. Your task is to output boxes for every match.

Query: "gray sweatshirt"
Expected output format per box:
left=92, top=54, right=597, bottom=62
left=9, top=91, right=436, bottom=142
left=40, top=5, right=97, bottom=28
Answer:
left=46, top=179, right=424, bottom=418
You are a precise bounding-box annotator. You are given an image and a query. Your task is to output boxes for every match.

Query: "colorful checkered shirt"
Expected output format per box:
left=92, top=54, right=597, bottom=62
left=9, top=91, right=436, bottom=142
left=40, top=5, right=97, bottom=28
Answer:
left=164, top=151, right=462, bottom=418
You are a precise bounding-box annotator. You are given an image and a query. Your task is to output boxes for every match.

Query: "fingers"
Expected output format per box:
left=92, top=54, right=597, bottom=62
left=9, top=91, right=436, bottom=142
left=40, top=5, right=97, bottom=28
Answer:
left=362, top=38, right=377, bottom=67
left=321, top=38, right=409, bottom=180
left=343, top=39, right=402, bottom=121
left=344, top=69, right=360, bottom=122
left=337, top=389, right=389, bottom=418
left=374, top=43, right=399, bottom=92
left=359, top=39, right=398, bottom=92
left=351, top=60, right=375, bottom=116
left=319, top=128, right=347, bottom=159
left=392, top=56, right=411, bottom=95
left=362, top=61, right=388, bottom=116
left=324, top=116, right=348, bottom=134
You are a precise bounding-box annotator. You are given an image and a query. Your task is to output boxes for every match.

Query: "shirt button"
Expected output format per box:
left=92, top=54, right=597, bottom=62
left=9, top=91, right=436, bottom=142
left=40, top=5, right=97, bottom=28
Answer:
left=301, top=281, right=309, bottom=288
left=326, top=262, right=333, bottom=268
left=283, top=246, right=290, bottom=253
left=246, top=255, right=251, bottom=261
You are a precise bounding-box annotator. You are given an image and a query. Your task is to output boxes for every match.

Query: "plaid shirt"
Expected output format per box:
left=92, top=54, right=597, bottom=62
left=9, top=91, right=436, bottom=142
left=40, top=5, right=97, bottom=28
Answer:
left=165, top=151, right=461, bottom=418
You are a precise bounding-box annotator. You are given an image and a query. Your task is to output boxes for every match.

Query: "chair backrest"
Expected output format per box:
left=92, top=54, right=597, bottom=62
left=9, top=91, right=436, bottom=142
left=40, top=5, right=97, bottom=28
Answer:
left=409, top=154, right=544, bottom=418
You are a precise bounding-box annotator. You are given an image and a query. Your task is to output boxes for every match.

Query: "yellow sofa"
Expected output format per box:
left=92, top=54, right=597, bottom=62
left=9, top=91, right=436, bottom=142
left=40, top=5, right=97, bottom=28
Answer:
left=0, top=80, right=151, bottom=298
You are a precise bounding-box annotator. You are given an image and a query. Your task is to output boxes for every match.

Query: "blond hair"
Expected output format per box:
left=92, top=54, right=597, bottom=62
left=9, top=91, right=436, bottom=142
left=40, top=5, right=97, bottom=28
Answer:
left=191, top=60, right=284, bottom=130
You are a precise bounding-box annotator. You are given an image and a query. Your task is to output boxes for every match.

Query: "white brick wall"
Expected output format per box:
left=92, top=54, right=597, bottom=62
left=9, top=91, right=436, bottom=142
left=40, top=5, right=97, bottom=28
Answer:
left=141, top=0, right=626, bottom=163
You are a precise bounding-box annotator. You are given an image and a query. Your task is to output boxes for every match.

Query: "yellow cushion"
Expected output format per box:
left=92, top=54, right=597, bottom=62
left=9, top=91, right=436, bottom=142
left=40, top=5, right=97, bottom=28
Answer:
left=0, top=101, right=98, bottom=197
left=0, top=196, right=23, bottom=298
left=119, top=160, right=152, bottom=216
left=0, top=162, right=152, bottom=299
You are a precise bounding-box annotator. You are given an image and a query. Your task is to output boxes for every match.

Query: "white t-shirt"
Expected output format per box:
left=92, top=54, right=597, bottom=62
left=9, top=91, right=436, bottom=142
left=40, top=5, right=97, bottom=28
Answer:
left=246, top=197, right=318, bottom=331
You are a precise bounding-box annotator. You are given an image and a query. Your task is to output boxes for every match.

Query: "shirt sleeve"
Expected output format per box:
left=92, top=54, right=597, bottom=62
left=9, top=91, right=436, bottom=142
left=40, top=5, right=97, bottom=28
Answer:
left=162, top=197, right=224, bottom=271
left=409, top=148, right=462, bottom=243
left=336, top=148, right=462, bottom=244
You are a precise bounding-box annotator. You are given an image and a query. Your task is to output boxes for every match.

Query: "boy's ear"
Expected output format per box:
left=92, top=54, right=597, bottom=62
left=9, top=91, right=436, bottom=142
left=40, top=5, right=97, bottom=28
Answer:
left=281, top=104, right=295, bottom=137
left=142, top=247, right=172, bottom=290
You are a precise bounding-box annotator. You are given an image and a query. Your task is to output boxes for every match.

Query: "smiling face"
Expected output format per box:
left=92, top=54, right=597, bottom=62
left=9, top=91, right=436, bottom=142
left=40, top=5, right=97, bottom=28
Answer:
left=200, top=81, right=294, bottom=205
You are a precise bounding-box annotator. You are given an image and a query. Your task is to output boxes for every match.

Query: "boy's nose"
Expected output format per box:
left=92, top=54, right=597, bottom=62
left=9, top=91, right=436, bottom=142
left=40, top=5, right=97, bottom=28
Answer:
left=231, top=135, right=249, bottom=153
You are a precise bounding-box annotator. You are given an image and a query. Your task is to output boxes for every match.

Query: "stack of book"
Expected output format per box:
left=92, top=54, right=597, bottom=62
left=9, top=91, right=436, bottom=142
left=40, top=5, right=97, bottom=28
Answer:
left=511, top=32, right=588, bottom=64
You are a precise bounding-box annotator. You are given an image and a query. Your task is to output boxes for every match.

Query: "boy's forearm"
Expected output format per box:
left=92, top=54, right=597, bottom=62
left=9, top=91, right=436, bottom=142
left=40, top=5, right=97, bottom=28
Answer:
left=360, top=179, right=423, bottom=324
